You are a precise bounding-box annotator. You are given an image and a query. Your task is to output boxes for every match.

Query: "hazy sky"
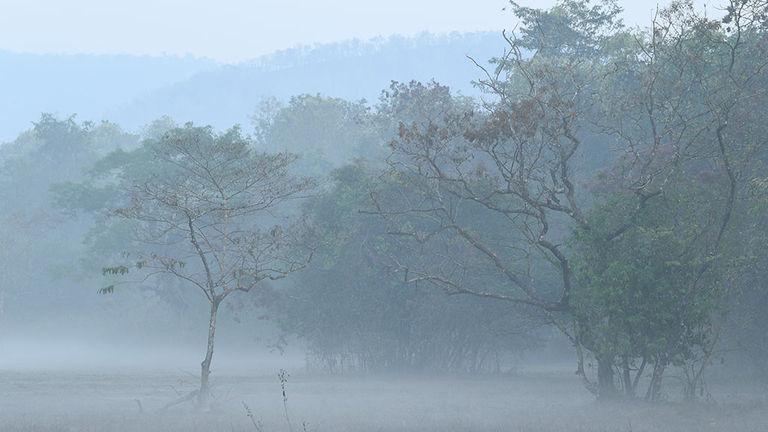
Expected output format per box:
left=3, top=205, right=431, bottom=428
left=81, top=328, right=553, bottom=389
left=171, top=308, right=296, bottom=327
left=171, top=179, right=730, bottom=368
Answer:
left=0, top=0, right=712, bottom=63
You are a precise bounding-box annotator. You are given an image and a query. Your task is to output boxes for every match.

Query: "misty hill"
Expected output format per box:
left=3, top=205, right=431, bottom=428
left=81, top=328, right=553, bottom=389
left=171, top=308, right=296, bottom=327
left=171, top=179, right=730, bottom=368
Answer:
left=0, top=51, right=217, bottom=142
left=0, top=33, right=505, bottom=142
left=109, top=32, right=505, bottom=131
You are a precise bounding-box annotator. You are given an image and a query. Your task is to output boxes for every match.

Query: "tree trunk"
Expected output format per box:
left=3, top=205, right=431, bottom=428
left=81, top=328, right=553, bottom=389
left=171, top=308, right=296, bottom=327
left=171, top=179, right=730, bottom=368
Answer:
left=198, top=298, right=220, bottom=409
left=596, top=355, right=617, bottom=400
left=646, top=359, right=666, bottom=401
left=621, top=355, right=633, bottom=398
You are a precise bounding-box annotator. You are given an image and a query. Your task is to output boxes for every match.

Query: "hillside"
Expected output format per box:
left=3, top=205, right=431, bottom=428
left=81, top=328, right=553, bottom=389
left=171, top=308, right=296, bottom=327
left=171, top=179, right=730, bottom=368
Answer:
left=0, top=51, right=216, bottom=142
left=0, top=32, right=505, bottom=142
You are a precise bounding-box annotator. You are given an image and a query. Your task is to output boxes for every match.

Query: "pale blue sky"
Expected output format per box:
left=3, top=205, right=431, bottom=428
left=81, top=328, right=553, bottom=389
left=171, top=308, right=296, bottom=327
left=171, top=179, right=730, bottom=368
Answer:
left=0, top=0, right=713, bottom=63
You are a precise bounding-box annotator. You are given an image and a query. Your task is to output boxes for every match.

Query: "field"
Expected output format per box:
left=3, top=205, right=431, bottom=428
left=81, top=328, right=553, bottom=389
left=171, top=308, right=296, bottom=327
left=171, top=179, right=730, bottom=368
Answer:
left=1, top=365, right=767, bottom=432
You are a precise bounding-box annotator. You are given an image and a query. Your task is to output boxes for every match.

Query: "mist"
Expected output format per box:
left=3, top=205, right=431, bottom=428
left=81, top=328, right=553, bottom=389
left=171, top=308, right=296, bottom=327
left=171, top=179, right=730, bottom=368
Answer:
left=1, top=1, right=767, bottom=431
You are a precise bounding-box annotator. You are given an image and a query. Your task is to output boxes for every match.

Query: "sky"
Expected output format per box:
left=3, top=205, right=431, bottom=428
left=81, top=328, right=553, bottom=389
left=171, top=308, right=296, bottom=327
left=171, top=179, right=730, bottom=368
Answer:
left=0, top=0, right=713, bottom=63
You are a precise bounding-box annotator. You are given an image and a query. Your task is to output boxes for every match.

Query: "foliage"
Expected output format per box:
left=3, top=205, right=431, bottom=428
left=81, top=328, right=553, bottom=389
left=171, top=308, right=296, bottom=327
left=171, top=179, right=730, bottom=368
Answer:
left=367, top=0, right=768, bottom=399
left=273, top=163, right=541, bottom=373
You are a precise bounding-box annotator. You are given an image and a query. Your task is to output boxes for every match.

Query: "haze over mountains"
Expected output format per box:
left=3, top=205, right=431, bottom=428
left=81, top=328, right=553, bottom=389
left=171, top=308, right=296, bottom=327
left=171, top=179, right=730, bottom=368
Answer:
left=0, top=52, right=217, bottom=142
left=1, top=32, right=504, bottom=142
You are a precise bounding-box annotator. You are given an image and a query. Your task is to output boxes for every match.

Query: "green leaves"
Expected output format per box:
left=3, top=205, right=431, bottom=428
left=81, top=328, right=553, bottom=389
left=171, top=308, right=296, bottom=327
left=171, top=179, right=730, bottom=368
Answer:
left=97, top=285, right=115, bottom=295
left=102, top=265, right=129, bottom=276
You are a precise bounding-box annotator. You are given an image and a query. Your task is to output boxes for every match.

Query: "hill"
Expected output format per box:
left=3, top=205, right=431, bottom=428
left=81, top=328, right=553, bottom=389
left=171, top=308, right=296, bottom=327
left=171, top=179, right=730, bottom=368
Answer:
left=109, top=32, right=504, bottom=131
left=0, top=32, right=504, bottom=142
left=0, top=51, right=216, bottom=142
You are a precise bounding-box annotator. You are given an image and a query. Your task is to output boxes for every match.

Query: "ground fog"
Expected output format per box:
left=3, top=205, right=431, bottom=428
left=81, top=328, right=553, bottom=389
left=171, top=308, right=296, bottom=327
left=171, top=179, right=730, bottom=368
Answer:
left=1, top=366, right=766, bottom=432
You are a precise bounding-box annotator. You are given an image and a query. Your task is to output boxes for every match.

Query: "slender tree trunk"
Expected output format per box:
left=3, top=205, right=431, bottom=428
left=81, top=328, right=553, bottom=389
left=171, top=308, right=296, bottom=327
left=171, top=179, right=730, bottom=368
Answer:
left=646, top=359, right=666, bottom=401
left=597, top=355, right=617, bottom=400
left=621, top=355, right=633, bottom=397
left=632, top=356, right=648, bottom=397
left=198, top=298, right=221, bottom=409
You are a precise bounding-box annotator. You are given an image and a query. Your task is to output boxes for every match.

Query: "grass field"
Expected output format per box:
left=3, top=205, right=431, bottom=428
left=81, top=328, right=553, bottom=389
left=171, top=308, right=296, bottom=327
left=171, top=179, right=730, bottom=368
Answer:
left=1, top=365, right=767, bottom=432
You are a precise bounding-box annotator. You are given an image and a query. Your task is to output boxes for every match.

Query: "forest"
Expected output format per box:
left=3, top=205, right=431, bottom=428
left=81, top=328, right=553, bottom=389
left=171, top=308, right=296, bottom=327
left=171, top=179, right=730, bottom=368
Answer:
left=1, top=1, right=768, bottom=431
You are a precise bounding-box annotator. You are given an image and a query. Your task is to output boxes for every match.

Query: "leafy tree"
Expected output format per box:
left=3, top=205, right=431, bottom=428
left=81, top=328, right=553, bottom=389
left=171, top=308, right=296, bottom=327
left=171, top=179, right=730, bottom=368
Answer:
left=571, top=180, right=731, bottom=399
left=273, top=163, right=541, bottom=373
left=369, top=0, right=768, bottom=399
left=0, top=115, right=138, bottom=332
left=252, top=94, right=382, bottom=174
left=726, top=175, right=768, bottom=384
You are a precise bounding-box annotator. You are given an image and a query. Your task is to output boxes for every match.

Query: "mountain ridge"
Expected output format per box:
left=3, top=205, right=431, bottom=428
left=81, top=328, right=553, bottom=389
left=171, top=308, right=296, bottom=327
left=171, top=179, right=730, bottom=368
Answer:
left=1, top=32, right=505, bottom=142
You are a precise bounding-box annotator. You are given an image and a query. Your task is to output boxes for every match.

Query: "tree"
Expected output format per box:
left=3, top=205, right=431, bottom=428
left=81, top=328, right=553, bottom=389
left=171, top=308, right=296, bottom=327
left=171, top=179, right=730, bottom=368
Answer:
left=369, top=0, right=768, bottom=399
left=97, top=124, right=314, bottom=408
left=726, top=175, right=768, bottom=384
left=0, top=115, right=139, bottom=335
left=571, top=180, right=732, bottom=400
left=273, top=163, right=542, bottom=373
left=252, top=94, right=382, bottom=174
left=577, top=0, right=768, bottom=399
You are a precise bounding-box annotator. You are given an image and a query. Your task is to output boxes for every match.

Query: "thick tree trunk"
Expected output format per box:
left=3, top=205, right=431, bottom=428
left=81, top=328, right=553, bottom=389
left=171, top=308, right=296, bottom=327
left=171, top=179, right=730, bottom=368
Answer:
left=198, top=298, right=220, bottom=409
left=596, top=355, right=617, bottom=400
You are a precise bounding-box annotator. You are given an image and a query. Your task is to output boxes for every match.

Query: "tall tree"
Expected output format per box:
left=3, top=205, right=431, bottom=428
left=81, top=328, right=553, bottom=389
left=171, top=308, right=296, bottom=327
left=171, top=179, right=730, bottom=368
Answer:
left=369, top=0, right=768, bottom=399
left=97, top=124, right=314, bottom=408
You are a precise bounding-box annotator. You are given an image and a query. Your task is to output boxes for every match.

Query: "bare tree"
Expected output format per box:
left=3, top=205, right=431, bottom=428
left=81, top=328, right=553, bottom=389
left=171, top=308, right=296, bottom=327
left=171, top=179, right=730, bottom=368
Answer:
left=104, top=125, right=314, bottom=408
